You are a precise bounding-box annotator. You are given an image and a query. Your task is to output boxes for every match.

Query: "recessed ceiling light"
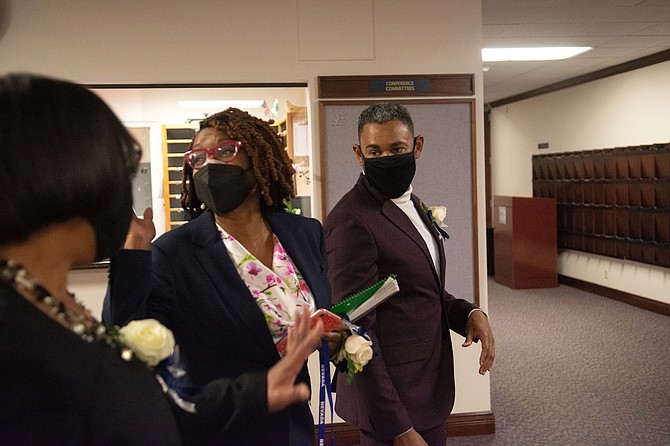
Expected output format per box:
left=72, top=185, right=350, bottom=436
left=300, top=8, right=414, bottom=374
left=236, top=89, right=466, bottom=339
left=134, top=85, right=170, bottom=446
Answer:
left=482, top=47, right=592, bottom=62
left=177, top=100, right=265, bottom=109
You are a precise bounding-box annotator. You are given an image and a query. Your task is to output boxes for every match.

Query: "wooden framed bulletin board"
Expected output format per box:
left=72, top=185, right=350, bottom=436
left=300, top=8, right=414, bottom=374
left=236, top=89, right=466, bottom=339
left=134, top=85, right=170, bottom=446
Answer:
left=318, top=74, right=479, bottom=305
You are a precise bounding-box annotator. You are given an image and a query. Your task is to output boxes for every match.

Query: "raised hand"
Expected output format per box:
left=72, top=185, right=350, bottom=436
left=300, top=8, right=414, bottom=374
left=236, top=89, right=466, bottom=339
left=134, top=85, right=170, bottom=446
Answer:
left=266, top=306, right=323, bottom=412
left=124, top=207, right=156, bottom=250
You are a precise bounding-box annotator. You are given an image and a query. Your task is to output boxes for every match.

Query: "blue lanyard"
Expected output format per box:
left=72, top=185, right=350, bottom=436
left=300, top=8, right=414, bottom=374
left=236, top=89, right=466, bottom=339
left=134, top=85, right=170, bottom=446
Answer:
left=318, top=340, right=335, bottom=446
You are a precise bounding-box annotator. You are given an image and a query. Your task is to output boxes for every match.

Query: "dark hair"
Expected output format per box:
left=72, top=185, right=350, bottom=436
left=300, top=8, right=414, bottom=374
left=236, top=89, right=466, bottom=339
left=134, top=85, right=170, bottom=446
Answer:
left=357, top=102, right=415, bottom=139
left=181, top=107, right=295, bottom=218
left=0, top=73, right=141, bottom=245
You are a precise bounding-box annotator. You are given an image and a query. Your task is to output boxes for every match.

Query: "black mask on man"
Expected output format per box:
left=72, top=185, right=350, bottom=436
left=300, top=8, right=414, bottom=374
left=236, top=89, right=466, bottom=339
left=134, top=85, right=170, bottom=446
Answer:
left=363, top=151, right=416, bottom=198
left=194, top=163, right=254, bottom=215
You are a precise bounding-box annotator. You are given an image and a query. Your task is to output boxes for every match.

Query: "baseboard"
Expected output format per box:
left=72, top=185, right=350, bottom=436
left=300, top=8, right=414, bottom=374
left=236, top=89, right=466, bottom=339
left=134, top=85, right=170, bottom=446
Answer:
left=446, top=411, right=496, bottom=437
left=559, top=275, right=670, bottom=317
left=315, top=411, right=495, bottom=445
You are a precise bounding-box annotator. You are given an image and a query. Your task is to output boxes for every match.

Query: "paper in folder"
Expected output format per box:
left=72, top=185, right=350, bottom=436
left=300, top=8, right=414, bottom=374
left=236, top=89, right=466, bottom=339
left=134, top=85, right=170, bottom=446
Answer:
left=330, top=274, right=399, bottom=322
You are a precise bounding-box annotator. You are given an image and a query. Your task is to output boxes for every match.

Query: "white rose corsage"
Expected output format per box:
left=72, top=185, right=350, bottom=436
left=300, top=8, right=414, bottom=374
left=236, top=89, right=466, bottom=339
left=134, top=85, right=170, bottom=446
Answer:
left=111, top=319, right=175, bottom=367
left=333, top=325, right=373, bottom=384
left=420, top=202, right=450, bottom=239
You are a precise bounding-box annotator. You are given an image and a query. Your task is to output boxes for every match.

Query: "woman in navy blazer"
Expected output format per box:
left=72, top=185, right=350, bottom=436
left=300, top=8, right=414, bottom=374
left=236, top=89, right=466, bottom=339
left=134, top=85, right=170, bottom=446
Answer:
left=105, top=108, right=333, bottom=445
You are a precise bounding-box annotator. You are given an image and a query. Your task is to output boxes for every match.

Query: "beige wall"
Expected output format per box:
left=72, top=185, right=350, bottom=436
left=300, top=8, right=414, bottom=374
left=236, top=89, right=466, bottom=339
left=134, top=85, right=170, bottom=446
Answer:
left=489, top=60, right=670, bottom=304
left=2, top=0, right=491, bottom=418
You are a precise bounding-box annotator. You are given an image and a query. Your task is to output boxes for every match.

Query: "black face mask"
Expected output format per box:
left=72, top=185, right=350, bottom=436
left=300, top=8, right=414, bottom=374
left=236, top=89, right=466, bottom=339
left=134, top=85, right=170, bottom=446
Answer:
left=90, top=182, right=134, bottom=261
left=363, top=151, right=416, bottom=198
left=193, top=163, right=254, bottom=215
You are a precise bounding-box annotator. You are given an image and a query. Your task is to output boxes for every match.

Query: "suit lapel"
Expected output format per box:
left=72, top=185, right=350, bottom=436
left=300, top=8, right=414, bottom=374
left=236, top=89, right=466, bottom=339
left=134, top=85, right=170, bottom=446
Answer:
left=358, top=175, right=437, bottom=281
left=411, top=195, right=447, bottom=288
left=380, top=200, right=432, bottom=261
left=189, top=212, right=279, bottom=358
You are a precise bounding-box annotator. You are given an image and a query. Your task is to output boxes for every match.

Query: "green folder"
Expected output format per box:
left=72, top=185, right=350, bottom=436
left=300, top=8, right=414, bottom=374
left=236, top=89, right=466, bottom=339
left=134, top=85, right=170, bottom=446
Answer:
left=331, top=274, right=399, bottom=322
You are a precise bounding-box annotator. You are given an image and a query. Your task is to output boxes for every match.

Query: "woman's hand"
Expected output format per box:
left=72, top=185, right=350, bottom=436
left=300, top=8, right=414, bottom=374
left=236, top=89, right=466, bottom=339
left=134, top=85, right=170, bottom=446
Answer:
left=124, top=207, right=156, bottom=250
left=266, top=306, right=323, bottom=412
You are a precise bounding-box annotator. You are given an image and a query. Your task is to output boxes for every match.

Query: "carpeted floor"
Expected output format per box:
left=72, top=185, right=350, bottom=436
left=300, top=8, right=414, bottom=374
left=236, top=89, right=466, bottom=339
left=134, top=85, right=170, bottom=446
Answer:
left=448, top=278, right=670, bottom=446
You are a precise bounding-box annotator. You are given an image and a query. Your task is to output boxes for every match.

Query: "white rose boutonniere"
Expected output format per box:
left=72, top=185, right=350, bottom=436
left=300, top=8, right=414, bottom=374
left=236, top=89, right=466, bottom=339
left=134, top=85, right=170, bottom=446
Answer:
left=118, top=319, right=175, bottom=367
left=429, top=205, right=447, bottom=224
left=345, top=334, right=373, bottom=369
left=335, top=331, right=373, bottom=383
left=420, top=202, right=450, bottom=239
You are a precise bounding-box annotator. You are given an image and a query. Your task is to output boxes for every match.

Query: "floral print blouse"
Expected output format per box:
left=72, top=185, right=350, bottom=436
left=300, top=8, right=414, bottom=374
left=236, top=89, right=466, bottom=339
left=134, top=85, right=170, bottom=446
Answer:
left=217, top=224, right=316, bottom=346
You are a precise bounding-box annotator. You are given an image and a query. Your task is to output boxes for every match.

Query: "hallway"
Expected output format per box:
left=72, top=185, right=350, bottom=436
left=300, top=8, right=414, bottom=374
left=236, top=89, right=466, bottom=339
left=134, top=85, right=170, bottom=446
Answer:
left=448, top=278, right=670, bottom=446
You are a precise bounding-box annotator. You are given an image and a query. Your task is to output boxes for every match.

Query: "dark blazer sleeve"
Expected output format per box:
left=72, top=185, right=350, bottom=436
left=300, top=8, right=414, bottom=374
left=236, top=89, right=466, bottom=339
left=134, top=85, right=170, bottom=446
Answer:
left=103, top=249, right=153, bottom=325
left=104, top=241, right=180, bottom=329
left=407, top=196, right=478, bottom=339
left=442, top=290, right=477, bottom=338
left=87, top=357, right=184, bottom=446
left=173, top=371, right=269, bottom=445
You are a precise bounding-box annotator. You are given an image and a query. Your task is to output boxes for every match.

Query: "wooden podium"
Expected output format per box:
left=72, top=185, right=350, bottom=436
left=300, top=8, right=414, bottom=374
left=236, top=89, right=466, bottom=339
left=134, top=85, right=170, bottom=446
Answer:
left=493, top=196, right=558, bottom=289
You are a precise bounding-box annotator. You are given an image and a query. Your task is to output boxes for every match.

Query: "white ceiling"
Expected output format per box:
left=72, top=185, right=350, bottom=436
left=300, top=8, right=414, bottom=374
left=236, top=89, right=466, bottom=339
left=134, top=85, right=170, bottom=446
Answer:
left=482, top=0, right=670, bottom=105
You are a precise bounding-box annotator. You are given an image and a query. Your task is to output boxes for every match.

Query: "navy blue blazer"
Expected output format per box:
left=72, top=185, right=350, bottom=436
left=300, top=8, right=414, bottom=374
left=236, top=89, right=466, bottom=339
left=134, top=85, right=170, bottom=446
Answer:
left=104, top=209, right=331, bottom=445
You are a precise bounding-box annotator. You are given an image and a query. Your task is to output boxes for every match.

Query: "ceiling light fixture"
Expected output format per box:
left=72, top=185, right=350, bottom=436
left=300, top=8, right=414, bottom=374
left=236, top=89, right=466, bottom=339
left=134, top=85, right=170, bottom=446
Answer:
left=482, top=47, right=592, bottom=62
left=177, top=99, right=265, bottom=109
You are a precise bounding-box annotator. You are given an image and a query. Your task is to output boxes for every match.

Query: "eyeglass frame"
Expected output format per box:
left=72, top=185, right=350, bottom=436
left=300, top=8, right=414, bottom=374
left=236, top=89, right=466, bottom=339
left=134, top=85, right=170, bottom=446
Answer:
left=183, top=140, right=244, bottom=169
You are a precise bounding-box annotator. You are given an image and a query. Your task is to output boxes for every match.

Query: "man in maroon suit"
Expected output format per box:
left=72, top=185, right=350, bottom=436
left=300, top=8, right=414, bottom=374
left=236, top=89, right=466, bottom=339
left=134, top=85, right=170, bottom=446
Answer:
left=324, top=102, right=495, bottom=446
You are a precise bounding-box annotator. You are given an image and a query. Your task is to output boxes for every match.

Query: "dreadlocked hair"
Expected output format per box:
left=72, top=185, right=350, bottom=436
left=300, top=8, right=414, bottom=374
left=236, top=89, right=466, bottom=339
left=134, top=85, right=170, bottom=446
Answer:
left=180, top=107, right=296, bottom=219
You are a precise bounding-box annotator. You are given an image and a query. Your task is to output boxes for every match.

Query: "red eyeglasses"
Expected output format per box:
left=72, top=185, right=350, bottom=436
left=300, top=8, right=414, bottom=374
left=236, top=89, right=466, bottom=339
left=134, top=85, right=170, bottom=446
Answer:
left=183, top=140, right=243, bottom=169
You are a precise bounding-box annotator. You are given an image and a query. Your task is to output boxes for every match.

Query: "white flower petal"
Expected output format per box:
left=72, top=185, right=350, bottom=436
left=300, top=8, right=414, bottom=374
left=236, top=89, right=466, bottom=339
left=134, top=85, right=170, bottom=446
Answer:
left=119, top=319, right=175, bottom=367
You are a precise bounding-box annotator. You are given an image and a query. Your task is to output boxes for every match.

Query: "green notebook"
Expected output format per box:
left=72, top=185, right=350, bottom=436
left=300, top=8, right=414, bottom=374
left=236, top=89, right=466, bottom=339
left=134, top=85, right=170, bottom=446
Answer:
left=331, top=274, right=399, bottom=322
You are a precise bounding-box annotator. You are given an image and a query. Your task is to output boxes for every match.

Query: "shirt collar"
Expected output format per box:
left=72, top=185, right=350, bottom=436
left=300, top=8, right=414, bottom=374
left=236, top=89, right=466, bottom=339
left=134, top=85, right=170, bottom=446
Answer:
left=390, top=185, right=413, bottom=206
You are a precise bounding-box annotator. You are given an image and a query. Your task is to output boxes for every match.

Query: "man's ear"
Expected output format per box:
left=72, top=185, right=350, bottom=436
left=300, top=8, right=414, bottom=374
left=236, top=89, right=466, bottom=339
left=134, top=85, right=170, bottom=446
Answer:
left=353, top=144, right=365, bottom=167
left=413, top=135, right=424, bottom=160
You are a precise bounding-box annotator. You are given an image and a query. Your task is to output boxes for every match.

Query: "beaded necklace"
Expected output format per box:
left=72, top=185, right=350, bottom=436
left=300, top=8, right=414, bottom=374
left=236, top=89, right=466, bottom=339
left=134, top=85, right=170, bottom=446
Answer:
left=0, top=258, right=124, bottom=351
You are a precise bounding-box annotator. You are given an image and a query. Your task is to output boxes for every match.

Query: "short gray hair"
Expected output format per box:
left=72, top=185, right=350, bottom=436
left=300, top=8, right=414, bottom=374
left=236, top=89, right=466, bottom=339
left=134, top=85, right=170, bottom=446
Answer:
left=357, top=102, right=414, bottom=139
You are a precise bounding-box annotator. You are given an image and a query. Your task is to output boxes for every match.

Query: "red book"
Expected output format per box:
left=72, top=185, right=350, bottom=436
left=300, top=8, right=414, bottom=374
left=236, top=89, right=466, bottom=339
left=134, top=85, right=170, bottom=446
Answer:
left=275, top=308, right=341, bottom=354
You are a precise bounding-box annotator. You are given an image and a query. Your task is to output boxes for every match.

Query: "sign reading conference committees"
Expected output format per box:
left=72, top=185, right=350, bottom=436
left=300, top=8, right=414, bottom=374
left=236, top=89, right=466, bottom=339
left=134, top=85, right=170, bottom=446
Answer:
left=369, top=79, right=431, bottom=94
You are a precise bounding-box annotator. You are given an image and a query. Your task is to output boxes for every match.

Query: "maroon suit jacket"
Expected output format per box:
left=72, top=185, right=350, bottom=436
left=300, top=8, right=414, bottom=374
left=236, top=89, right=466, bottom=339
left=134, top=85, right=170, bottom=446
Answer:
left=324, top=174, right=476, bottom=440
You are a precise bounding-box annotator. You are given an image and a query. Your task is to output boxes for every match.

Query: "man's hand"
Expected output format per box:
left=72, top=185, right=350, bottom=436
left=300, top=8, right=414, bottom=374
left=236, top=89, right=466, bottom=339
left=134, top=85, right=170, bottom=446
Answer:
left=321, top=320, right=348, bottom=354
left=267, top=306, right=323, bottom=412
left=393, top=428, right=429, bottom=446
left=124, top=207, right=156, bottom=250
left=463, top=310, right=495, bottom=375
